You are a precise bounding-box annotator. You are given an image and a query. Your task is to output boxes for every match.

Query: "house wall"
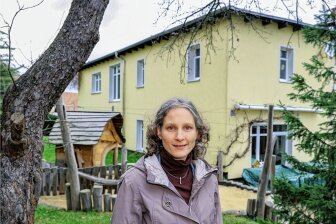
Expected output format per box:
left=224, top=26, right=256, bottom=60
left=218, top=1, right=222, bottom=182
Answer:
left=78, top=15, right=328, bottom=179
left=222, top=17, right=323, bottom=178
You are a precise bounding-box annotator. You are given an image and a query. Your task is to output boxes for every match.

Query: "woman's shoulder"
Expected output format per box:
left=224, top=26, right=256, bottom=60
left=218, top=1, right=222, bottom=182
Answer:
left=119, top=156, right=147, bottom=182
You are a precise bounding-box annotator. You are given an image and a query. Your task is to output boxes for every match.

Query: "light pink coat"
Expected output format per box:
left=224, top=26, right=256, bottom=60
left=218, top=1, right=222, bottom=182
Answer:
left=111, top=154, right=223, bottom=224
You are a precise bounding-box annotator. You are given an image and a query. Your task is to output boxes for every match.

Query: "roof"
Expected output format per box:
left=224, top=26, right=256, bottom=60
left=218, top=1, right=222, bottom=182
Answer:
left=80, top=6, right=310, bottom=70
left=48, top=111, right=125, bottom=145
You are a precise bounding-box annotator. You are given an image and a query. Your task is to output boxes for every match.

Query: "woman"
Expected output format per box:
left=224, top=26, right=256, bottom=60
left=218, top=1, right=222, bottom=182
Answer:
left=111, top=98, right=222, bottom=224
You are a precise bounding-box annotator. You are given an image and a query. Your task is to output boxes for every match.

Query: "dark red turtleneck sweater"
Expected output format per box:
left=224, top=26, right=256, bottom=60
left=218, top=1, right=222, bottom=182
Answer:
left=160, top=150, right=193, bottom=204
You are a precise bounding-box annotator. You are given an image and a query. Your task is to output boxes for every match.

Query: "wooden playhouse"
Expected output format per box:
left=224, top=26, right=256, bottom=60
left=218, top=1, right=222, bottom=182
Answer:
left=48, top=111, right=125, bottom=168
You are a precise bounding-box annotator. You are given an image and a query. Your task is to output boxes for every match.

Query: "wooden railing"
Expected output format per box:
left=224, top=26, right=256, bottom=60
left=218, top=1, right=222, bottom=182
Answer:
left=40, top=165, right=121, bottom=196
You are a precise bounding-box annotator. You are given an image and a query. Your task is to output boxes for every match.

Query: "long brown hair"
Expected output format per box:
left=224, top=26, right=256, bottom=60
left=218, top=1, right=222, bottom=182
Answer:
left=146, top=98, right=209, bottom=159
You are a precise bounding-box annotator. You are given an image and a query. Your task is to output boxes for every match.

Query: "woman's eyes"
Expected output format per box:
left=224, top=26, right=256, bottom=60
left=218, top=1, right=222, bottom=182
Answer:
left=184, top=126, right=194, bottom=131
left=165, top=126, right=194, bottom=131
left=166, top=126, right=175, bottom=131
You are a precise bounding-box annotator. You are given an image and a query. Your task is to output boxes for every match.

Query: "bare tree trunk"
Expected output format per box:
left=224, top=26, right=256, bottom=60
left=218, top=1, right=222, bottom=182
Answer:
left=0, top=0, right=109, bottom=223
left=56, top=97, right=80, bottom=210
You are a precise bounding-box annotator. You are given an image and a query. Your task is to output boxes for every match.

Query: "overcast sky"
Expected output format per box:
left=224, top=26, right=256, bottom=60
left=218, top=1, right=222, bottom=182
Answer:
left=0, top=0, right=331, bottom=72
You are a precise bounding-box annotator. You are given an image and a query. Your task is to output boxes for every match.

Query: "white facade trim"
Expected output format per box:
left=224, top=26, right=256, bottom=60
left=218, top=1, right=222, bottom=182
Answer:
left=234, top=104, right=322, bottom=113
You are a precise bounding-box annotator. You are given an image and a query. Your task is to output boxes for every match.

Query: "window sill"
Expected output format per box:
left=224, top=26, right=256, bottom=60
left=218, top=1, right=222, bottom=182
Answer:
left=136, top=85, right=144, bottom=89
left=91, top=91, right=101, bottom=94
left=187, top=78, right=200, bottom=83
left=279, top=79, right=292, bottom=84
left=109, top=99, right=121, bottom=103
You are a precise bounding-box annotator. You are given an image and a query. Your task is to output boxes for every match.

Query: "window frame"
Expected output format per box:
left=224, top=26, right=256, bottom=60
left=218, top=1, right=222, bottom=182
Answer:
left=187, top=43, right=201, bottom=82
left=279, top=46, right=294, bottom=83
left=91, top=72, right=101, bottom=94
left=136, top=59, right=145, bottom=88
left=250, top=123, right=293, bottom=167
left=136, top=120, right=144, bottom=151
left=109, top=64, right=121, bottom=102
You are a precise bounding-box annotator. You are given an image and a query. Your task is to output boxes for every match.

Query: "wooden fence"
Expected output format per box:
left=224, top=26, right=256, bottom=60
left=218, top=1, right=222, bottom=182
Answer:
left=40, top=165, right=121, bottom=196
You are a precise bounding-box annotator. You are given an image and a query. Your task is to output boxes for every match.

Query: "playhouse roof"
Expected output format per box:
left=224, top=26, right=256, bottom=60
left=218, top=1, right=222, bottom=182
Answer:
left=48, top=111, right=125, bottom=145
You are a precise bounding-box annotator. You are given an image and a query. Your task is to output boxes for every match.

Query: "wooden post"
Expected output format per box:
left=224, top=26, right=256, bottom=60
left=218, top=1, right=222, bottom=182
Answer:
left=265, top=200, right=274, bottom=220
left=45, top=167, right=51, bottom=196
left=59, top=167, right=66, bottom=194
left=65, top=183, right=72, bottom=210
left=256, top=105, right=274, bottom=219
left=56, top=97, right=80, bottom=210
left=121, top=147, right=127, bottom=174
left=92, top=166, right=100, bottom=178
left=217, top=151, right=224, bottom=181
left=80, top=189, right=92, bottom=211
left=52, top=167, right=58, bottom=196
left=93, top=184, right=103, bottom=212
left=113, top=147, right=118, bottom=166
left=270, top=155, right=277, bottom=193
left=111, top=194, right=117, bottom=211
left=40, top=169, right=45, bottom=196
left=104, top=193, right=112, bottom=212
left=100, top=166, right=107, bottom=193
left=75, top=149, right=84, bottom=168
left=246, top=198, right=257, bottom=217
left=108, top=166, right=113, bottom=194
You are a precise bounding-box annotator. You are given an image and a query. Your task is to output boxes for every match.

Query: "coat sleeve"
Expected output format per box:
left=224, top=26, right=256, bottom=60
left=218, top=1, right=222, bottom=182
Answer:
left=214, top=181, right=223, bottom=224
left=215, top=188, right=223, bottom=224
left=111, top=173, right=144, bottom=224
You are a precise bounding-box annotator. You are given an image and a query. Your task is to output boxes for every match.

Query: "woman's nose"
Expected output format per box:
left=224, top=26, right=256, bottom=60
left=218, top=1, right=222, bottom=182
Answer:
left=175, top=130, right=185, bottom=140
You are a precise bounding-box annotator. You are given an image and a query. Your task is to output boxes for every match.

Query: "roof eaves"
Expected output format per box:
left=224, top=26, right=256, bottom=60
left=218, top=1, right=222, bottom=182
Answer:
left=80, top=6, right=311, bottom=70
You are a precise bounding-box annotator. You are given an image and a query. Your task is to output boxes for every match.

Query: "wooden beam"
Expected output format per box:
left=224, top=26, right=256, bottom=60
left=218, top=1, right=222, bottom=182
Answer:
left=244, top=16, right=252, bottom=23
left=292, top=25, right=301, bottom=32
left=278, top=21, right=288, bottom=29
left=256, top=105, right=274, bottom=219
left=78, top=171, right=119, bottom=185
left=262, top=18, right=271, bottom=26
left=56, top=97, right=80, bottom=210
left=113, top=146, right=118, bottom=166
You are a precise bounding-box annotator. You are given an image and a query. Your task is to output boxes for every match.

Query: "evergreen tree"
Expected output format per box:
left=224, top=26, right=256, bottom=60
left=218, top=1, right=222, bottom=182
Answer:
left=273, top=6, right=336, bottom=224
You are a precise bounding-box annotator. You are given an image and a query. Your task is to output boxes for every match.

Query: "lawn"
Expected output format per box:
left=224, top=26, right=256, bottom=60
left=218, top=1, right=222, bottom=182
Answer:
left=35, top=204, right=261, bottom=224
left=43, top=136, right=56, bottom=164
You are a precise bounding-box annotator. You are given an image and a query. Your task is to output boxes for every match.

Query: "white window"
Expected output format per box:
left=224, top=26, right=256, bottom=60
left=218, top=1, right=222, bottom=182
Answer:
left=279, top=46, right=294, bottom=82
left=136, top=120, right=144, bottom=151
left=250, top=124, right=292, bottom=166
left=187, top=44, right=201, bottom=81
left=137, top=59, right=144, bottom=87
left=91, top=73, right=101, bottom=93
left=109, top=64, right=120, bottom=101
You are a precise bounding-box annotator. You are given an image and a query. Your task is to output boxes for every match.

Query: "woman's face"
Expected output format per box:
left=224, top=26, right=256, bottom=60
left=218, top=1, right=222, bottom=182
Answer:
left=157, top=107, right=198, bottom=160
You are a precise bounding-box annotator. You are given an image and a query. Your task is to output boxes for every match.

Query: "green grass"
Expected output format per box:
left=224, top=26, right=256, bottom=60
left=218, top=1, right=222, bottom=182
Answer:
left=224, top=214, right=261, bottom=224
left=35, top=205, right=111, bottom=224
left=105, top=149, right=144, bottom=165
left=42, top=136, right=56, bottom=164
left=35, top=205, right=262, bottom=224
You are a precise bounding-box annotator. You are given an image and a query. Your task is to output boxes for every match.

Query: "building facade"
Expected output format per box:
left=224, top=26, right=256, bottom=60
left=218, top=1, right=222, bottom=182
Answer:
left=78, top=8, right=328, bottom=179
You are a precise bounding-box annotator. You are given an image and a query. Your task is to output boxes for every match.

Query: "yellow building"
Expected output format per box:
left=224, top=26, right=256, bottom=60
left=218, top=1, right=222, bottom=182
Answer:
left=78, top=7, right=327, bottom=179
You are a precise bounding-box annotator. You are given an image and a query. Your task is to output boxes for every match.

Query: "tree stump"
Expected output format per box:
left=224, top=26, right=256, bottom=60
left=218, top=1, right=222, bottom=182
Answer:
left=80, top=189, right=92, bottom=211
left=65, top=183, right=72, bottom=210
left=104, top=193, right=112, bottom=212
left=93, top=184, right=103, bottom=212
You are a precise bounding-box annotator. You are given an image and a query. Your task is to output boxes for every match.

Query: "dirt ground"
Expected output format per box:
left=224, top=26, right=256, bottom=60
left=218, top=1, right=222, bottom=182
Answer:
left=39, top=185, right=261, bottom=214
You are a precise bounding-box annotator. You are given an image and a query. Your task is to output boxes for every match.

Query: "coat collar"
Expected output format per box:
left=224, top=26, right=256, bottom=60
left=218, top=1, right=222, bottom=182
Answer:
left=133, top=154, right=217, bottom=187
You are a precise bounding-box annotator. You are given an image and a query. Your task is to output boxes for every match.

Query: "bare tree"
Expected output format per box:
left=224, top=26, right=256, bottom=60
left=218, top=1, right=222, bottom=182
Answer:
left=0, top=0, right=109, bottom=223
left=154, top=0, right=331, bottom=82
